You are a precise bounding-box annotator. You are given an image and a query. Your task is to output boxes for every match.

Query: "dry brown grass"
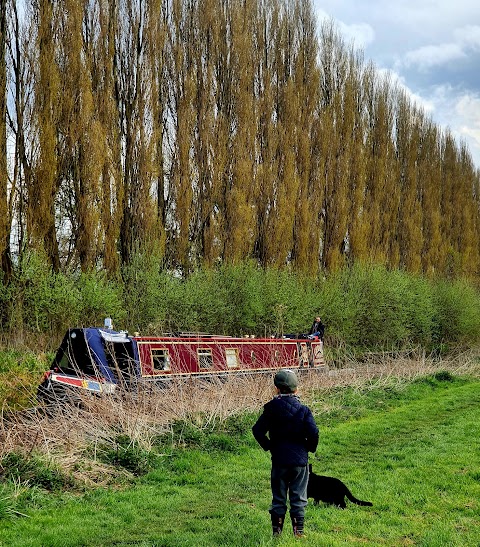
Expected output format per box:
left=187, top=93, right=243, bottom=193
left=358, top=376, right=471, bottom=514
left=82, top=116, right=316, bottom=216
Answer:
left=1, top=350, right=479, bottom=486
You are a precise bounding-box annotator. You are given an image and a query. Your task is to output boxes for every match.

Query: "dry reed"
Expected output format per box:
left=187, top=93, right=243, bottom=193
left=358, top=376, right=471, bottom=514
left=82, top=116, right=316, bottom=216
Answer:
left=1, top=350, right=479, bottom=485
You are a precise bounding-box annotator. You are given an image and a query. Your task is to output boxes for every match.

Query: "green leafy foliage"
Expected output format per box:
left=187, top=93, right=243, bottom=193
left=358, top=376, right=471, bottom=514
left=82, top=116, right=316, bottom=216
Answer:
left=0, top=351, right=44, bottom=375
left=0, top=352, right=47, bottom=408
left=120, top=252, right=172, bottom=332
left=432, top=278, right=480, bottom=347
left=3, top=255, right=480, bottom=358
left=321, top=264, right=435, bottom=350
left=5, top=251, right=124, bottom=337
left=75, top=272, right=125, bottom=329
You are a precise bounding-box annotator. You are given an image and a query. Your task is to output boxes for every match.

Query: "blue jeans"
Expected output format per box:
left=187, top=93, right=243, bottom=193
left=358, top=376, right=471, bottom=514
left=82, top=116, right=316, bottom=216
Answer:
left=270, top=465, right=308, bottom=517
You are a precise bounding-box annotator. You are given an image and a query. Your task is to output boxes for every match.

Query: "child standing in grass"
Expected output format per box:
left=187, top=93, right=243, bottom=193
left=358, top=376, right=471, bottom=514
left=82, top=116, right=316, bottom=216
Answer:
left=252, top=369, right=319, bottom=538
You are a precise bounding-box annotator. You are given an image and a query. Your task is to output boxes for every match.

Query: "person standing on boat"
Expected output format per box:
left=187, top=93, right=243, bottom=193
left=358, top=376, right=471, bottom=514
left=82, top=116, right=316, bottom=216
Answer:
left=308, top=316, right=325, bottom=341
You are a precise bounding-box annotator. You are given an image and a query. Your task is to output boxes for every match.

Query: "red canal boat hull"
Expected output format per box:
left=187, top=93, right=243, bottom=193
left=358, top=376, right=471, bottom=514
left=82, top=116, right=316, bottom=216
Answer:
left=135, top=335, right=325, bottom=378
left=38, top=327, right=326, bottom=400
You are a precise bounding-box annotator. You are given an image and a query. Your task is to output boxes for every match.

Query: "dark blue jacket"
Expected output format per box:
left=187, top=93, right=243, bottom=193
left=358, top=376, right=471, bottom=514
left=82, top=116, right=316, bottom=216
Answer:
left=252, top=394, right=319, bottom=466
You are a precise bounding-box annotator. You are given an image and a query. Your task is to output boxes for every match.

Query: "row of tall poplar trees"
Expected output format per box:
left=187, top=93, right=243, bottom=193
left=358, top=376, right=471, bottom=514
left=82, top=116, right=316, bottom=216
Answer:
left=1, top=0, right=480, bottom=281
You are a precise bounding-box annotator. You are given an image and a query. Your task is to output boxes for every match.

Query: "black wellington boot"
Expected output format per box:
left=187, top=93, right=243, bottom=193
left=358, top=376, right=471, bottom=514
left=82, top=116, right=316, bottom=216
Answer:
left=291, top=514, right=305, bottom=538
left=270, top=511, right=285, bottom=537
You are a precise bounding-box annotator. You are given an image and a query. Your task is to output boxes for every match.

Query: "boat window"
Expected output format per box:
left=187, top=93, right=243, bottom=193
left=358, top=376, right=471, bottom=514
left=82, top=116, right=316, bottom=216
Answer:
left=225, top=348, right=239, bottom=368
left=54, top=330, right=97, bottom=376
left=58, top=351, right=69, bottom=370
left=152, top=349, right=170, bottom=371
left=104, top=341, right=137, bottom=378
left=198, top=348, right=213, bottom=369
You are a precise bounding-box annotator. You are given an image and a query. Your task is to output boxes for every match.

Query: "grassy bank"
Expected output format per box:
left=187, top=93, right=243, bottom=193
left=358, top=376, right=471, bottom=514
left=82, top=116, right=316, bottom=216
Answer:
left=0, top=366, right=479, bottom=546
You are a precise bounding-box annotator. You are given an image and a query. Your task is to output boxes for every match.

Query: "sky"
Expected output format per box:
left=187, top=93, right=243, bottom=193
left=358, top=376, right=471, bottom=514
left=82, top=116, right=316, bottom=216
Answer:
left=312, top=0, right=480, bottom=169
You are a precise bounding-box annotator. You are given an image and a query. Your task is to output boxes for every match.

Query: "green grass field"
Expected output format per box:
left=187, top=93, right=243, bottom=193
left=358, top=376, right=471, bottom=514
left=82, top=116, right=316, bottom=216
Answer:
left=1, top=374, right=479, bottom=546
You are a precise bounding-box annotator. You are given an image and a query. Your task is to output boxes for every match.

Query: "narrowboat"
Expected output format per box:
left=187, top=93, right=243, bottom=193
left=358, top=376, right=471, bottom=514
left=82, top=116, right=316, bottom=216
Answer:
left=37, top=319, right=326, bottom=402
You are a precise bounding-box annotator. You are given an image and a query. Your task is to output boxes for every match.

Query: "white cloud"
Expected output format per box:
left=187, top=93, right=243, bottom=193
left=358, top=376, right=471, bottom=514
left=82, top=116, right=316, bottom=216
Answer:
left=455, top=94, right=480, bottom=125
left=314, top=8, right=375, bottom=49
left=398, top=24, right=480, bottom=71
left=311, top=2, right=480, bottom=168
left=376, top=68, right=435, bottom=113
left=417, top=86, right=480, bottom=167
left=338, top=21, right=375, bottom=49
left=454, top=25, right=480, bottom=49
left=455, top=94, right=480, bottom=164
left=401, top=43, right=466, bottom=70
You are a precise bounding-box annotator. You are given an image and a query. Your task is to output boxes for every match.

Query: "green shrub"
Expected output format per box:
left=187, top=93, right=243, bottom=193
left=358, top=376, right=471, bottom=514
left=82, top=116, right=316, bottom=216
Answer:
left=76, top=272, right=125, bottom=329
left=0, top=351, right=45, bottom=375
left=0, top=452, right=74, bottom=491
left=0, top=351, right=48, bottom=408
left=413, top=371, right=460, bottom=388
left=160, top=263, right=254, bottom=335
left=259, top=267, right=320, bottom=335
left=10, top=252, right=79, bottom=333
left=432, top=370, right=455, bottom=382
left=168, top=419, right=207, bottom=447
left=163, top=413, right=255, bottom=453
left=120, top=252, right=168, bottom=332
left=317, top=264, right=439, bottom=352
left=165, top=263, right=321, bottom=337
left=3, top=255, right=480, bottom=358
left=96, top=435, right=155, bottom=475
left=3, top=252, right=124, bottom=335
left=221, top=413, right=256, bottom=439
left=204, top=433, right=237, bottom=452
left=432, top=278, right=480, bottom=346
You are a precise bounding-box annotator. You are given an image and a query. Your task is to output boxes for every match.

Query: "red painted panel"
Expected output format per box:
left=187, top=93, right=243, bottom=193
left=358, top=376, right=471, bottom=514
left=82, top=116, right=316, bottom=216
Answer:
left=54, top=375, right=84, bottom=387
left=135, top=337, right=322, bottom=378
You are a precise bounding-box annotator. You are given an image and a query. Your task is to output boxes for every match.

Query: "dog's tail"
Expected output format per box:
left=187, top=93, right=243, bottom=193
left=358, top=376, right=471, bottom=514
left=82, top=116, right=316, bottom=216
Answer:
left=345, top=488, right=373, bottom=506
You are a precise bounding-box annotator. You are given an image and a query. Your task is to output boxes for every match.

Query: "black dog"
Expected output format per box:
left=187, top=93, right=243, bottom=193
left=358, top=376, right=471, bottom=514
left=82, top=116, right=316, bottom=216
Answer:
left=307, top=464, right=373, bottom=509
